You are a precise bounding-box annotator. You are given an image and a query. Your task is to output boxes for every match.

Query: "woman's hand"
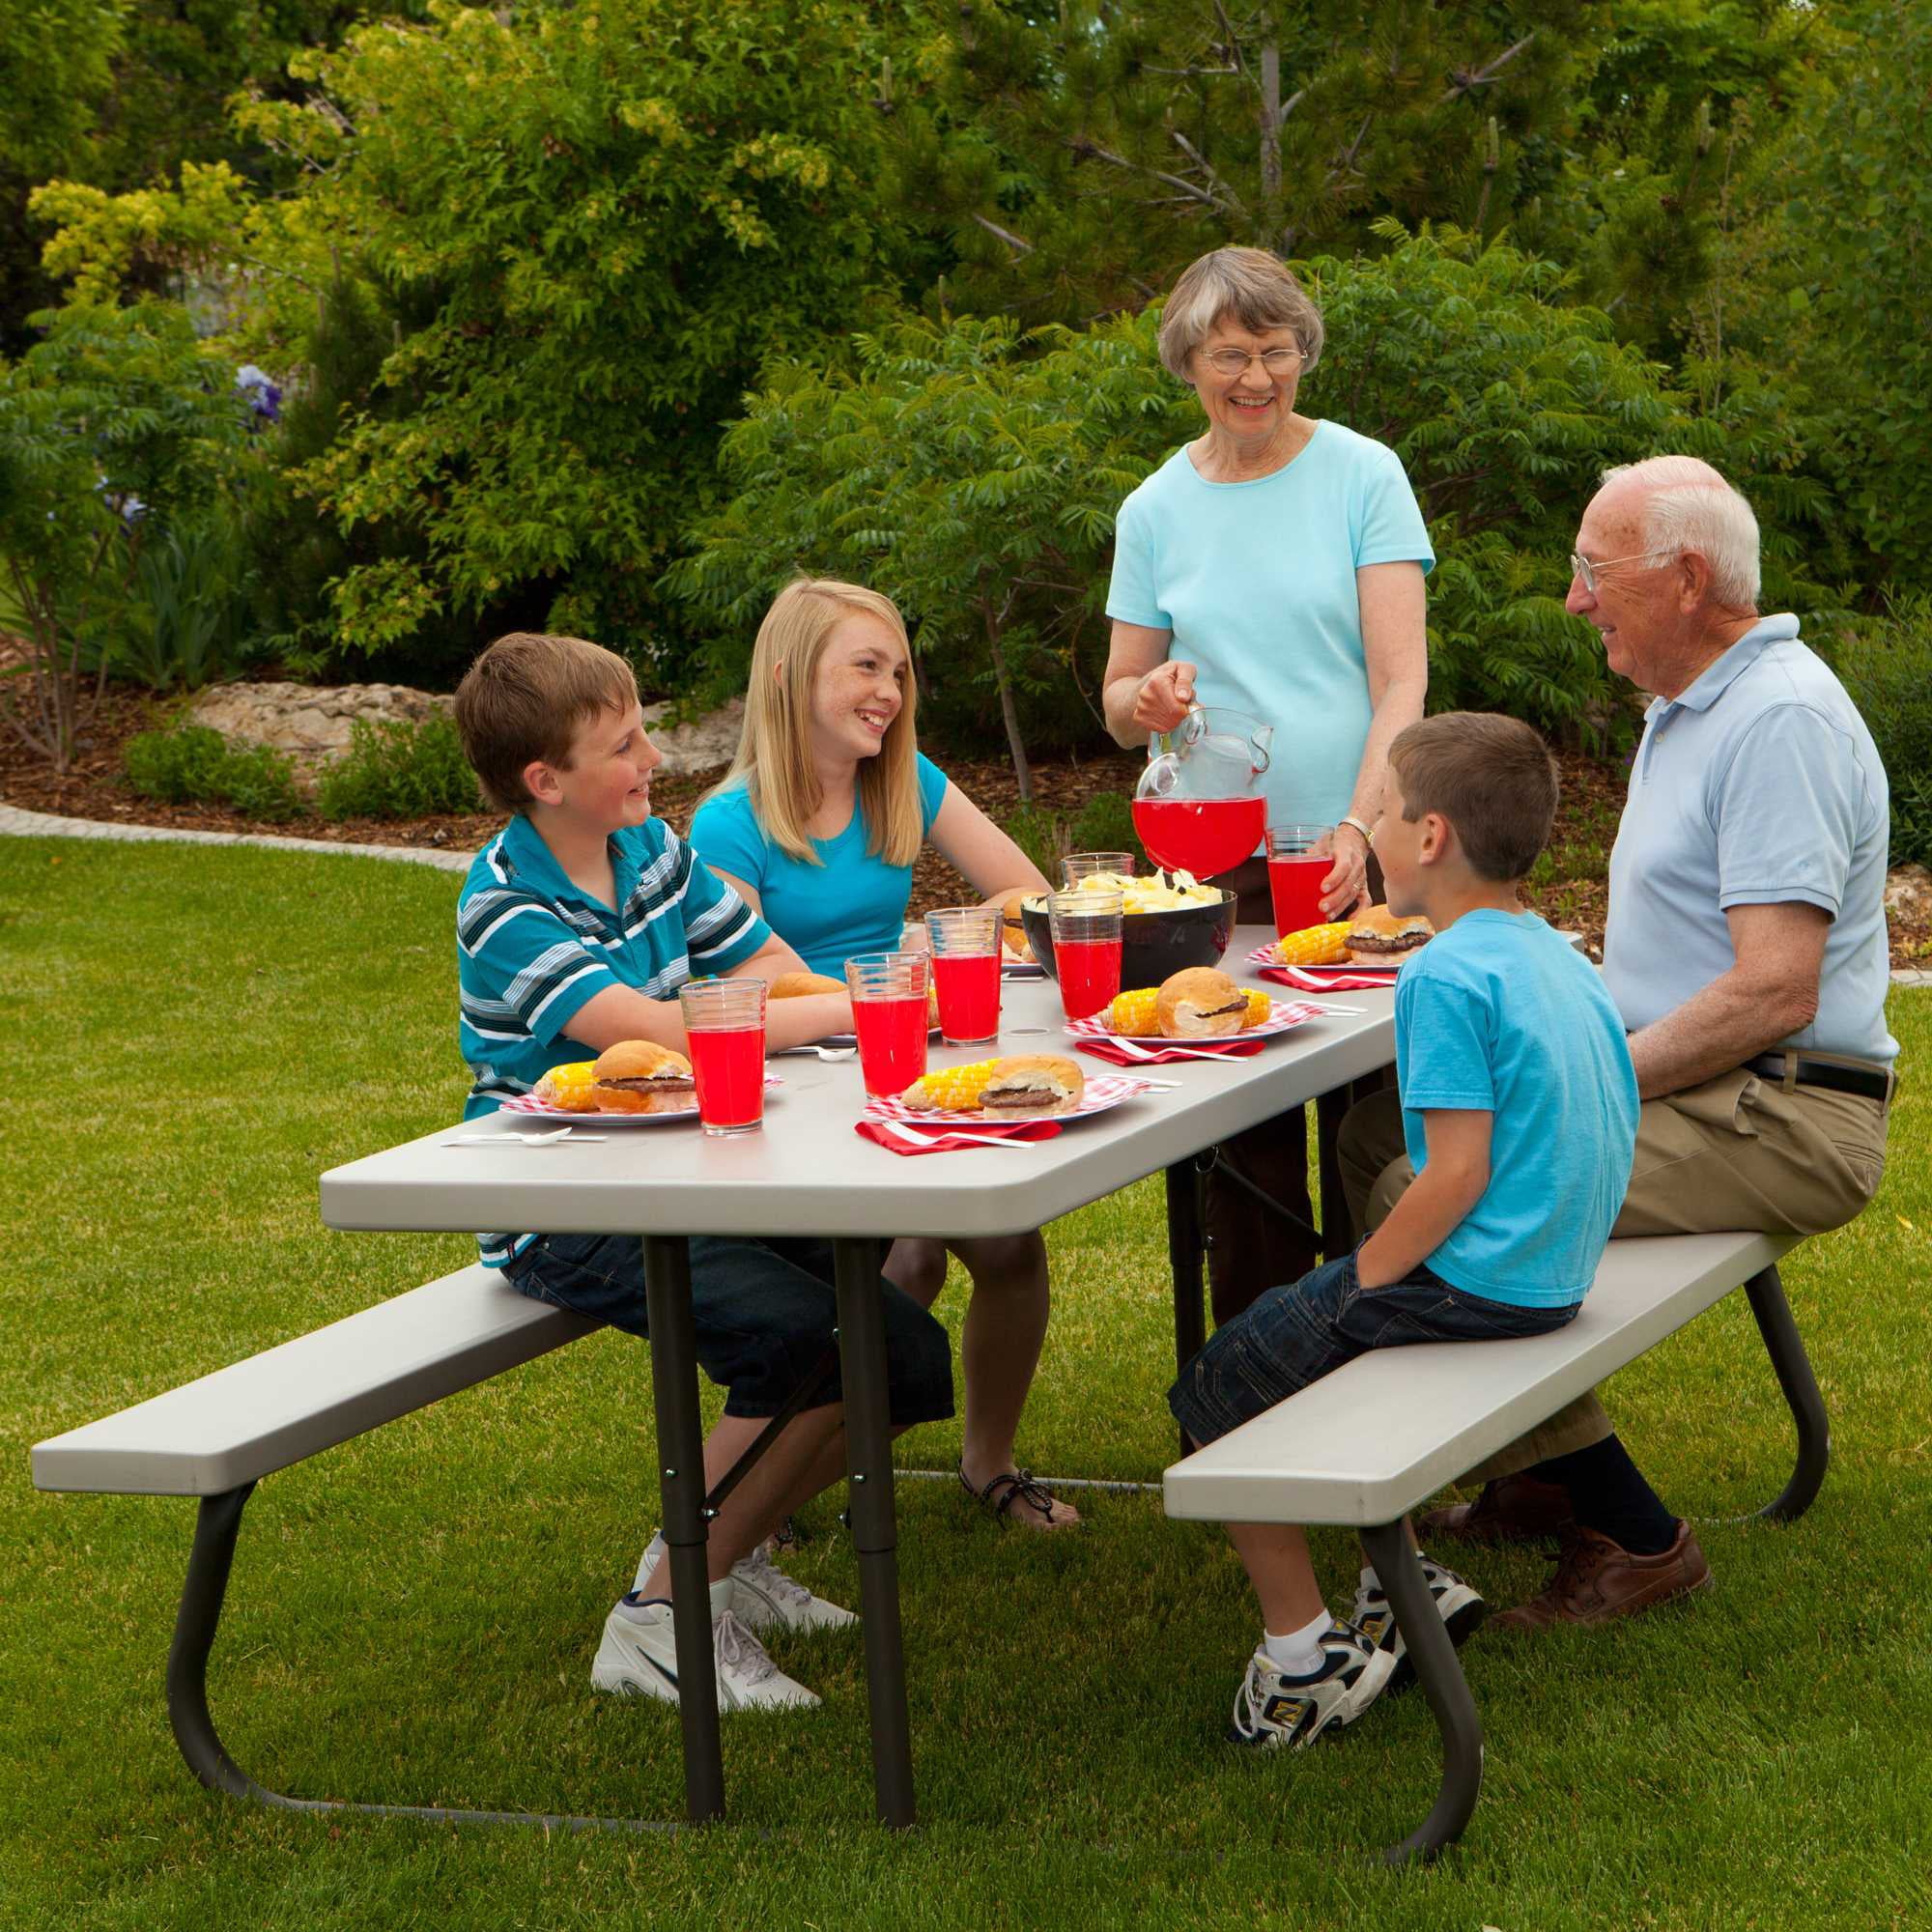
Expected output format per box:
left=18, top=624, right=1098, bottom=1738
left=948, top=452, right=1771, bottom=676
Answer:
left=1130, top=660, right=1199, bottom=733
left=1318, top=821, right=1372, bottom=921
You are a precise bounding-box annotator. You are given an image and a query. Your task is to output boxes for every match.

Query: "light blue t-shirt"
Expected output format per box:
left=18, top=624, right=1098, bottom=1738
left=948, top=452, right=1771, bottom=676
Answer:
left=1105, top=421, right=1435, bottom=831
left=1604, top=614, right=1896, bottom=1065
left=1396, top=912, right=1639, bottom=1309
left=688, top=753, right=951, bottom=977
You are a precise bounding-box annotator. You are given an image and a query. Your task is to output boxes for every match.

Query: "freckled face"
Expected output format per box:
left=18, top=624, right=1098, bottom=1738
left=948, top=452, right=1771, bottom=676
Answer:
left=809, top=614, right=911, bottom=763
left=552, top=702, right=661, bottom=831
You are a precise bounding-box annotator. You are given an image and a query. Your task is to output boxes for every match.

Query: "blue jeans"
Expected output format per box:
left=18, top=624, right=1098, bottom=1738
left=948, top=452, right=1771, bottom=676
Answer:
left=1170, top=1249, right=1578, bottom=1446
left=506, top=1233, right=955, bottom=1426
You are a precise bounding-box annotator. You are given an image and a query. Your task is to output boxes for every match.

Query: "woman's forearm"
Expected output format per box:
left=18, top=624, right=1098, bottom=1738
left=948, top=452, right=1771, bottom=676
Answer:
left=1344, top=672, right=1427, bottom=829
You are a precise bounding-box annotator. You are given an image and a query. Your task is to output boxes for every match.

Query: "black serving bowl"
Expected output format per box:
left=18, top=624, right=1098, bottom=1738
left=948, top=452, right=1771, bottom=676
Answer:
left=1020, top=891, right=1236, bottom=991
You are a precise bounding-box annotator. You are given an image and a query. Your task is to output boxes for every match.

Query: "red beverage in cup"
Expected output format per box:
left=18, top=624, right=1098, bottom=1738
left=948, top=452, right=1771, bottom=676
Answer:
left=1055, top=937, right=1123, bottom=1021
left=931, top=951, right=1001, bottom=1045
left=687, top=1024, right=766, bottom=1131
left=1130, top=796, right=1266, bottom=878
left=1268, top=854, right=1331, bottom=936
left=853, top=994, right=929, bottom=1098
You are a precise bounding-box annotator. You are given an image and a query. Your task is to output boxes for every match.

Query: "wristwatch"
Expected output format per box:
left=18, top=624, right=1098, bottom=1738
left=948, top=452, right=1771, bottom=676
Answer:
left=1338, top=814, right=1373, bottom=845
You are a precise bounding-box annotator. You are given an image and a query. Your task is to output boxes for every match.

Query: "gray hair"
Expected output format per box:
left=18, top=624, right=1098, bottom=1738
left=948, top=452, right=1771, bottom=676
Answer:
left=1600, top=456, right=1761, bottom=607
left=1156, top=246, right=1325, bottom=381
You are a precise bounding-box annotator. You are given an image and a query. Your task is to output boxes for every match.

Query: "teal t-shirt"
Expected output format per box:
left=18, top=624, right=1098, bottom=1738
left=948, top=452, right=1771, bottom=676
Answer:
left=688, top=753, right=951, bottom=977
left=1105, top=421, right=1434, bottom=830
left=1395, top=911, right=1638, bottom=1309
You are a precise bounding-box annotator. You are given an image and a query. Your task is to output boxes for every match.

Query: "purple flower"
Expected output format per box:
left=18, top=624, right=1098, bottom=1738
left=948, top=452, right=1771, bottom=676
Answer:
left=234, top=364, right=282, bottom=426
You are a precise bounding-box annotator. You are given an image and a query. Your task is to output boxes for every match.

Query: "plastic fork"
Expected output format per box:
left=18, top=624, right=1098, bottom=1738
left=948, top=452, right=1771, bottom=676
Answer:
left=441, top=1127, right=605, bottom=1146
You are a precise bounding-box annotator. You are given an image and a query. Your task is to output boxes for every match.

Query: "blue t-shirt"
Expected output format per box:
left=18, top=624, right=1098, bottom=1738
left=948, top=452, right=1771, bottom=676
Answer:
left=1395, top=911, right=1638, bottom=1309
left=688, top=753, right=951, bottom=977
left=1105, top=421, right=1435, bottom=830
left=456, top=812, right=769, bottom=1266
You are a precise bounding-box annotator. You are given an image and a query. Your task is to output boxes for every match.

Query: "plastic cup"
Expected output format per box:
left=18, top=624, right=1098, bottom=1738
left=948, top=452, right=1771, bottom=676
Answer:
left=1267, top=824, right=1335, bottom=936
left=924, top=907, right=1003, bottom=1045
left=1047, top=887, right=1123, bottom=1022
left=1061, top=852, right=1137, bottom=887
left=677, top=979, right=768, bottom=1136
left=844, top=952, right=930, bottom=1099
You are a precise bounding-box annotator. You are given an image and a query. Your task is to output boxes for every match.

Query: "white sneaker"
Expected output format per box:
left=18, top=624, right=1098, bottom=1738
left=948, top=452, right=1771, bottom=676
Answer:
left=591, top=1578, right=821, bottom=1711
left=1350, top=1556, right=1486, bottom=1695
left=1227, top=1621, right=1396, bottom=1749
left=637, top=1533, right=858, bottom=1634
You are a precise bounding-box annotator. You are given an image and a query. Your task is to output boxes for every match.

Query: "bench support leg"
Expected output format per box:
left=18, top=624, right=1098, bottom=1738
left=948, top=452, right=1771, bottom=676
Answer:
left=1359, top=1520, right=1483, bottom=1866
left=1743, top=1264, right=1831, bottom=1521
left=166, top=1482, right=676, bottom=1833
left=1166, top=1161, right=1208, bottom=1457
left=832, top=1236, right=917, bottom=1829
left=641, top=1233, right=726, bottom=1825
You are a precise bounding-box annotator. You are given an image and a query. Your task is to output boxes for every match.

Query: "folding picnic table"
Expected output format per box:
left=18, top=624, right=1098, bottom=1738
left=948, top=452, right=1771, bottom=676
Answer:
left=319, top=931, right=1397, bottom=1828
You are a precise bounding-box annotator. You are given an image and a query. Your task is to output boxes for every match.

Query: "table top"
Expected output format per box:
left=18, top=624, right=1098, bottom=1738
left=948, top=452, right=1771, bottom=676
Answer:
left=319, top=927, right=1396, bottom=1241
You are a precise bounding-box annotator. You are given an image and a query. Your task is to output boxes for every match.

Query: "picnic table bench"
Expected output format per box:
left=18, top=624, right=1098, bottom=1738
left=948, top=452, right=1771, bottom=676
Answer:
left=1164, top=1228, right=1825, bottom=1863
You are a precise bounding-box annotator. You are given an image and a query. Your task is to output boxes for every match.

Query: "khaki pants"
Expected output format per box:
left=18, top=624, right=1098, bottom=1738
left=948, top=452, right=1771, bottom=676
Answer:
left=1338, top=1062, right=1891, bottom=1479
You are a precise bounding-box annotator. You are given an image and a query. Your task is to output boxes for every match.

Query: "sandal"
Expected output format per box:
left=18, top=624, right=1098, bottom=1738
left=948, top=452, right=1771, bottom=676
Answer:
left=958, top=1462, right=1079, bottom=1530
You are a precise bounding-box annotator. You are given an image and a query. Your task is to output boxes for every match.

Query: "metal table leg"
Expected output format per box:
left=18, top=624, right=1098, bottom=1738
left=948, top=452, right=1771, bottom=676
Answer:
left=1359, top=1520, right=1484, bottom=1866
left=832, top=1236, right=916, bottom=1828
left=1742, top=1264, right=1831, bottom=1521
left=1165, top=1161, right=1208, bottom=1455
left=1315, top=1085, right=1352, bottom=1260
left=641, top=1234, right=724, bottom=1824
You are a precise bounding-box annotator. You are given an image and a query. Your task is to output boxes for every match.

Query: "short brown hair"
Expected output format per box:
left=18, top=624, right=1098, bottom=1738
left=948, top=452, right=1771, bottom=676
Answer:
left=1387, top=712, right=1559, bottom=883
left=453, top=632, right=639, bottom=812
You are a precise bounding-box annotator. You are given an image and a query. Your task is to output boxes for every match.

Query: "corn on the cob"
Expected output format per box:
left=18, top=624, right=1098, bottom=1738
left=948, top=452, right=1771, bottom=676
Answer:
left=535, top=1062, right=601, bottom=1111
left=1273, top=921, right=1352, bottom=966
left=910, top=1058, right=1005, bottom=1110
left=1244, top=988, right=1272, bottom=1028
left=1106, top=987, right=1163, bottom=1035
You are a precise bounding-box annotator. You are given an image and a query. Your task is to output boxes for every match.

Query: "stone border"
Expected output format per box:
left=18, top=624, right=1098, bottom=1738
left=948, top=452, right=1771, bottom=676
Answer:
left=6, top=799, right=1932, bottom=984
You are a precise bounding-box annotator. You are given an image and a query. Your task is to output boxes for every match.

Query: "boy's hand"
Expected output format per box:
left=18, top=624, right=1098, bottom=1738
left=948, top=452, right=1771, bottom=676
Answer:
left=1352, top=1108, right=1492, bottom=1289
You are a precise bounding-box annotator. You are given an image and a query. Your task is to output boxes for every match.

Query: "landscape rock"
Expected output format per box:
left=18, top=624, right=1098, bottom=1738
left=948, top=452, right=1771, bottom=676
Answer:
left=188, top=681, right=454, bottom=779
left=1884, top=862, right=1932, bottom=919
left=641, top=696, right=742, bottom=777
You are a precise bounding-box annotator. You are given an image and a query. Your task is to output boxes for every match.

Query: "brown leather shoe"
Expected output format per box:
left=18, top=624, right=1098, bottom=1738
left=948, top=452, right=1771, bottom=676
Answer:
left=1491, top=1520, right=1713, bottom=1631
left=1417, top=1474, right=1576, bottom=1548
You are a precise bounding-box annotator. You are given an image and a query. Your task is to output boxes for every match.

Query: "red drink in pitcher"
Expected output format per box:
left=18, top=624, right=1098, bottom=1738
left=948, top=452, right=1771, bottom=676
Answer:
left=1267, top=854, right=1330, bottom=937
left=931, top=951, right=1001, bottom=1045
left=1131, top=796, right=1266, bottom=878
left=686, top=1025, right=766, bottom=1131
left=1055, top=938, right=1123, bottom=1022
left=852, top=994, right=929, bottom=1098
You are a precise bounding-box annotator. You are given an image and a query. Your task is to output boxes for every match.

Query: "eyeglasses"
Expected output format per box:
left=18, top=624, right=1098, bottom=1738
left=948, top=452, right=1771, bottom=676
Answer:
left=1198, top=346, right=1302, bottom=377
left=1569, top=548, right=1682, bottom=593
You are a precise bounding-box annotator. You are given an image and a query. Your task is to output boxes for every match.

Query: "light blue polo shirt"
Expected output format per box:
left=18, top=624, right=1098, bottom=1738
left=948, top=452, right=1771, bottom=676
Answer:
left=1397, top=911, right=1639, bottom=1308
left=456, top=813, right=770, bottom=1264
left=689, top=753, right=951, bottom=977
left=1604, top=614, right=1895, bottom=1065
left=1105, top=421, right=1434, bottom=830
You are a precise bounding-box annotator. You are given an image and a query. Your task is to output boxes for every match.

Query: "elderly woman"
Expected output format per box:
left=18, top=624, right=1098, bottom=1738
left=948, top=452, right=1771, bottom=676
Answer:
left=1102, top=245, right=1433, bottom=1322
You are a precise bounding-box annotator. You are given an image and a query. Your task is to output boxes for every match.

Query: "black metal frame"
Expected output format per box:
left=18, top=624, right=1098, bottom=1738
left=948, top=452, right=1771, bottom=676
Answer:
left=154, top=1091, right=1828, bottom=1861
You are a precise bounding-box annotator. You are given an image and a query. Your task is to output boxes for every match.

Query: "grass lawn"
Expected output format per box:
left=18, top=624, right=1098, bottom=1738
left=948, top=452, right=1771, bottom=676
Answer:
left=2, top=836, right=1927, bottom=1930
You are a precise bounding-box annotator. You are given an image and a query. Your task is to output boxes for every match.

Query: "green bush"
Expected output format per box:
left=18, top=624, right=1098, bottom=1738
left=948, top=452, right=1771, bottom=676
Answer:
left=1068, top=791, right=1145, bottom=868
left=123, top=721, right=305, bottom=821
left=1000, top=802, right=1065, bottom=883
left=316, top=716, right=481, bottom=821
left=112, top=511, right=259, bottom=692
left=1831, top=597, right=1932, bottom=867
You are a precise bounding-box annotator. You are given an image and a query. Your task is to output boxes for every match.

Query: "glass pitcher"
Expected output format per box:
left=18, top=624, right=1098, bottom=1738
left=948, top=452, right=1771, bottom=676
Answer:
left=1132, top=707, right=1275, bottom=880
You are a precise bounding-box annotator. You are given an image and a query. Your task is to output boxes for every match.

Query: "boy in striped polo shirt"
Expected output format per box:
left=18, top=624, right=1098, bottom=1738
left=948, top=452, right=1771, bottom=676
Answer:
left=452, top=632, right=954, bottom=1713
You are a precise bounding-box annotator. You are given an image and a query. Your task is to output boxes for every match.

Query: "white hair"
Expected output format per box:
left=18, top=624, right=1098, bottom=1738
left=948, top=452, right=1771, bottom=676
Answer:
left=1600, top=456, right=1760, bottom=607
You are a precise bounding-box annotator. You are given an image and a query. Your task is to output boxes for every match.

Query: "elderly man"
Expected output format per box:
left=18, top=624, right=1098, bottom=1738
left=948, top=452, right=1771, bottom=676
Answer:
left=1340, top=455, right=1896, bottom=1626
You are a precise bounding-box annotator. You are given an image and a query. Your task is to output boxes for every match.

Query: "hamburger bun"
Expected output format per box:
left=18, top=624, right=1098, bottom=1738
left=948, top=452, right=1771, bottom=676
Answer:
left=997, top=889, right=1035, bottom=962
left=771, top=970, right=845, bottom=999
left=902, top=1054, right=1085, bottom=1118
left=1155, top=966, right=1249, bottom=1038
left=1346, top=904, right=1434, bottom=965
left=589, top=1038, right=697, bottom=1115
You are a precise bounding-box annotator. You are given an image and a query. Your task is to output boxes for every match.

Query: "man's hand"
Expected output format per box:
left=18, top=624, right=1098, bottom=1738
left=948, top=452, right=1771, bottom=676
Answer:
left=1131, top=660, right=1199, bottom=733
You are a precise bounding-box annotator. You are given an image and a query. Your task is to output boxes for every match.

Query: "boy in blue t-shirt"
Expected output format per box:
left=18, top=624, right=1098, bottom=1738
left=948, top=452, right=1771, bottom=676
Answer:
left=451, top=632, right=954, bottom=1715
left=1170, top=712, right=1638, bottom=1750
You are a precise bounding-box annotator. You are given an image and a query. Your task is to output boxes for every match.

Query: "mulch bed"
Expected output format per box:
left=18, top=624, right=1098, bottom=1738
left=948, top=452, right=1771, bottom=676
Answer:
left=7, top=687, right=1927, bottom=966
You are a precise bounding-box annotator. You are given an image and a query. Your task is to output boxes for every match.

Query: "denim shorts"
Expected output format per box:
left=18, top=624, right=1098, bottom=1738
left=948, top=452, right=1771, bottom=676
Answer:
left=1170, top=1248, right=1579, bottom=1447
left=505, top=1232, right=955, bottom=1425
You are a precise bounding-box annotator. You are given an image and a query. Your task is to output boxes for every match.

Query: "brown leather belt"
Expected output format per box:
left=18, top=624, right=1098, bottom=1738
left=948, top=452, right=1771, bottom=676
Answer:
left=1745, top=1053, right=1891, bottom=1102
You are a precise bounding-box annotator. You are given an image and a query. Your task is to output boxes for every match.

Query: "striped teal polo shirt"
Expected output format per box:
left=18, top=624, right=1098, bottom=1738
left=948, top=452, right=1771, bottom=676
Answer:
left=456, top=812, right=770, bottom=1265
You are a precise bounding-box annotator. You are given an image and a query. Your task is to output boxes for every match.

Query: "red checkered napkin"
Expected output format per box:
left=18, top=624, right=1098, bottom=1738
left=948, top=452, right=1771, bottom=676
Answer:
left=855, top=1119, right=1063, bottom=1155
left=1074, top=1036, right=1265, bottom=1066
